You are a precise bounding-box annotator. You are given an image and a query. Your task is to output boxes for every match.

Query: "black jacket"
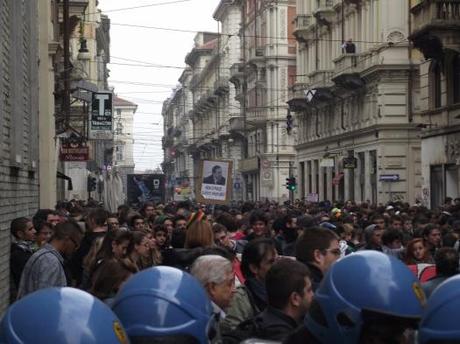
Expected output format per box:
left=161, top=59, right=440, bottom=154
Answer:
left=305, top=263, right=324, bottom=292
left=68, top=231, right=106, bottom=286
left=253, top=307, right=299, bottom=341
left=203, top=175, right=226, bottom=185
left=223, top=307, right=299, bottom=344
left=10, top=243, right=34, bottom=287
left=283, top=325, right=321, bottom=344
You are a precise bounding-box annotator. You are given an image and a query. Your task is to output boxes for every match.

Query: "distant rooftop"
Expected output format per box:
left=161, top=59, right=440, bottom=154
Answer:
left=113, top=95, right=138, bottom=107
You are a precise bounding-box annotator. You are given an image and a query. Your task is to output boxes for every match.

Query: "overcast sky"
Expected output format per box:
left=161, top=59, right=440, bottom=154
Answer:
left=98, top=0, right=219, bottom=172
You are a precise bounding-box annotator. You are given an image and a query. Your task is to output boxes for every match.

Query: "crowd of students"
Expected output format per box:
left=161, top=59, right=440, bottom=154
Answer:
left=4, top=197, right=460, bottom=343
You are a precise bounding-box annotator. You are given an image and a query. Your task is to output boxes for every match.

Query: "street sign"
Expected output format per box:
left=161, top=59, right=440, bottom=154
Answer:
left=306, top=193, right=319, bottom=202
left=379, top=174, right=400, bottom=182
left=320, top=158, right=334, bottom=168
left=59, top=135, right=89, bottom=161
left=89, top=92, right=113, bottom=140
left=343, top=157, right=357, bottom=169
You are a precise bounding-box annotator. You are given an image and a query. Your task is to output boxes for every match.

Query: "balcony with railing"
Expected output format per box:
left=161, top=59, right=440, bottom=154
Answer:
left=331, top=54, right=365, bottom=89
left=293, top=15, right=315, bottom=42
left=410, top=0, right=460, bottom=58
left=313, top=0, right=336, bottom=25
left=246, top=108, right=267, bottom=124
left=307, top=70, right=334, bottom=88
left=287, top=82, right=310, bottom=113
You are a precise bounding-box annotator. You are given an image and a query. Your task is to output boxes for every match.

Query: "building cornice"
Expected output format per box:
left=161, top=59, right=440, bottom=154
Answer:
left=295, top=123, right=420, bottom=150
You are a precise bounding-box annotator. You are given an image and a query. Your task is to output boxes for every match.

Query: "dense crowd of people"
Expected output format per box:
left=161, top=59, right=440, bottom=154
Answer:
left=4, top=196, right=460, bottom=343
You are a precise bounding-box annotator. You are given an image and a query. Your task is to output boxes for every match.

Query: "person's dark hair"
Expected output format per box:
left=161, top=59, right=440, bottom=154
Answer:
left=241, top=202, right=255, bottom=214
left=88, top=208, right=109, bottom=227
left=295, top=227, right=339, bottom=264
left=199, top=246, right=235, bottom=262
left=272, top=215, right=293, bottom=234
left=442, top=232, right=458, bottom=248
left=130, top=214, right=145, bottom=228
left=141, top=201, right=155, bottom=212
left=108, top=213, right=118, bottom=219
left=249, top=210, right=268, bottom=226
left=132, top=231, right=147, bottom=246
left=265, top=258, right=310, bottom=310
left=52, top=220, right=83, bottom=241
left=173, top=215, right=187, bottom=225
left=435, top=247, right=459, bottom=276
left=215, top=212, right=238, bottom=232
left=32, top=209, right=57, bottom=229
left=97, top=230, right=134, bottom=261
left=414, top=215, right=430, bottom=227
left=390, top=215, right=403, bottom=224
left=382, top=229, right=403, bottom=246
left=212, top=165, right=221, bottom=173
left=154, top=225, right=168, bottom=235
left=163, top=204, right=177, bottom=216
left=296, top=215, right=315, bottom=230
left=10, top=217, right=31, bottom=239
left=423, top=224, right=440, bottom=238
left=170, top=229, right=186, bottom=249
left=36, top=221, right=53, bottom=235
left=118, top=205, right=130, bottom=225
left=177, top=200, right=192, bottom=211
left=212, top=223, right=227, bottom=235
left=90, top=259, right=135, bottom=300
left=241, top=238, right=276, bottom=279
left=371, top=214, right=385, bottom=223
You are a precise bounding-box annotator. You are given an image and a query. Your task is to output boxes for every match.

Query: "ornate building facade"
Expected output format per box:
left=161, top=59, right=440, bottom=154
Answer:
left=410, top=0, right=460, bottom=207
left=289, top=0, right=422, bottom=204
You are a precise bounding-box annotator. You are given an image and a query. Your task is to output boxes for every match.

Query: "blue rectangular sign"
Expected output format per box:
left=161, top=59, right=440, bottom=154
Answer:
left=379, top=174, right=400, bottom=182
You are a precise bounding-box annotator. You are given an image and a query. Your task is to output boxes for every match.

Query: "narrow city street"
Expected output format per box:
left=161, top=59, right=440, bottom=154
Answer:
left=0, top=0, right=459, bottom=343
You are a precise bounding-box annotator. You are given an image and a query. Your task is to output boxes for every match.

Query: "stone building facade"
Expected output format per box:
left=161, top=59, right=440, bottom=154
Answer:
left=410, top=0, right=460, bottom=207
left=289, top=0, right=422, bottom=204
left=60, top=0, right=111, bottom=202
left=230, top=0, right=297, bottom=201
left=0, top=0, right=40, bottom=312
left=113, top=96, right=137, bottom=200
left=163, top=0, right=245, bottom=202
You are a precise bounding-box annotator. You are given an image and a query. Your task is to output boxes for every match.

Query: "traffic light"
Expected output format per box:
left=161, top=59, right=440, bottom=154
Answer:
left=87, top=176, right=97, bottom=192
left=285, top=177, right=297, bottom=191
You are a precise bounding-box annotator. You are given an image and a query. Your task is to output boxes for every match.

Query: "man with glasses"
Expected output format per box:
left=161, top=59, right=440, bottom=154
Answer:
left=106, top=213, right=120, bottom=231
left=295, top=227, right=340, bottom=291
left=17, top=221, right=83, bottom=299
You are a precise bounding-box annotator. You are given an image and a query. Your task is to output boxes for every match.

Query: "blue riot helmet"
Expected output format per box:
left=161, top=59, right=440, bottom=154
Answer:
left=112, top=266, right=214, bottom=344
left=0, top=287, right=129, bottom=344
left=305, top=251, right=425, bottom=344
left=418, top=275, right=460, bottom=343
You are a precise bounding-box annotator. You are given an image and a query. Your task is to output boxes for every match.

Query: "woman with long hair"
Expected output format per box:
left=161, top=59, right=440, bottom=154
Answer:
left=404, top=238, right=434, bottom=265
left=131, top=231, right=152, bottom=270
left=90, top=259, right=136, bottom=306
left=184, top=211, right=214, bottom=249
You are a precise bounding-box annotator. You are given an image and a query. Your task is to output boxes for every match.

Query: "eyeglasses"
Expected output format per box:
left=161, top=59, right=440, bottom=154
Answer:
left=69, top=237, right=80, bottom=250
left=322, top=248, right=341, bottom=256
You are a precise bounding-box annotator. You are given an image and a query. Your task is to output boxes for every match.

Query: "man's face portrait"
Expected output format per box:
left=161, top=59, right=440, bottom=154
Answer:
left=213, top=166, right=223, bottom=179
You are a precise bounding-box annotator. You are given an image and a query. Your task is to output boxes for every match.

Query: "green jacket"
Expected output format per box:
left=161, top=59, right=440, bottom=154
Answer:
left=221, top=285, right=260, bottom=332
